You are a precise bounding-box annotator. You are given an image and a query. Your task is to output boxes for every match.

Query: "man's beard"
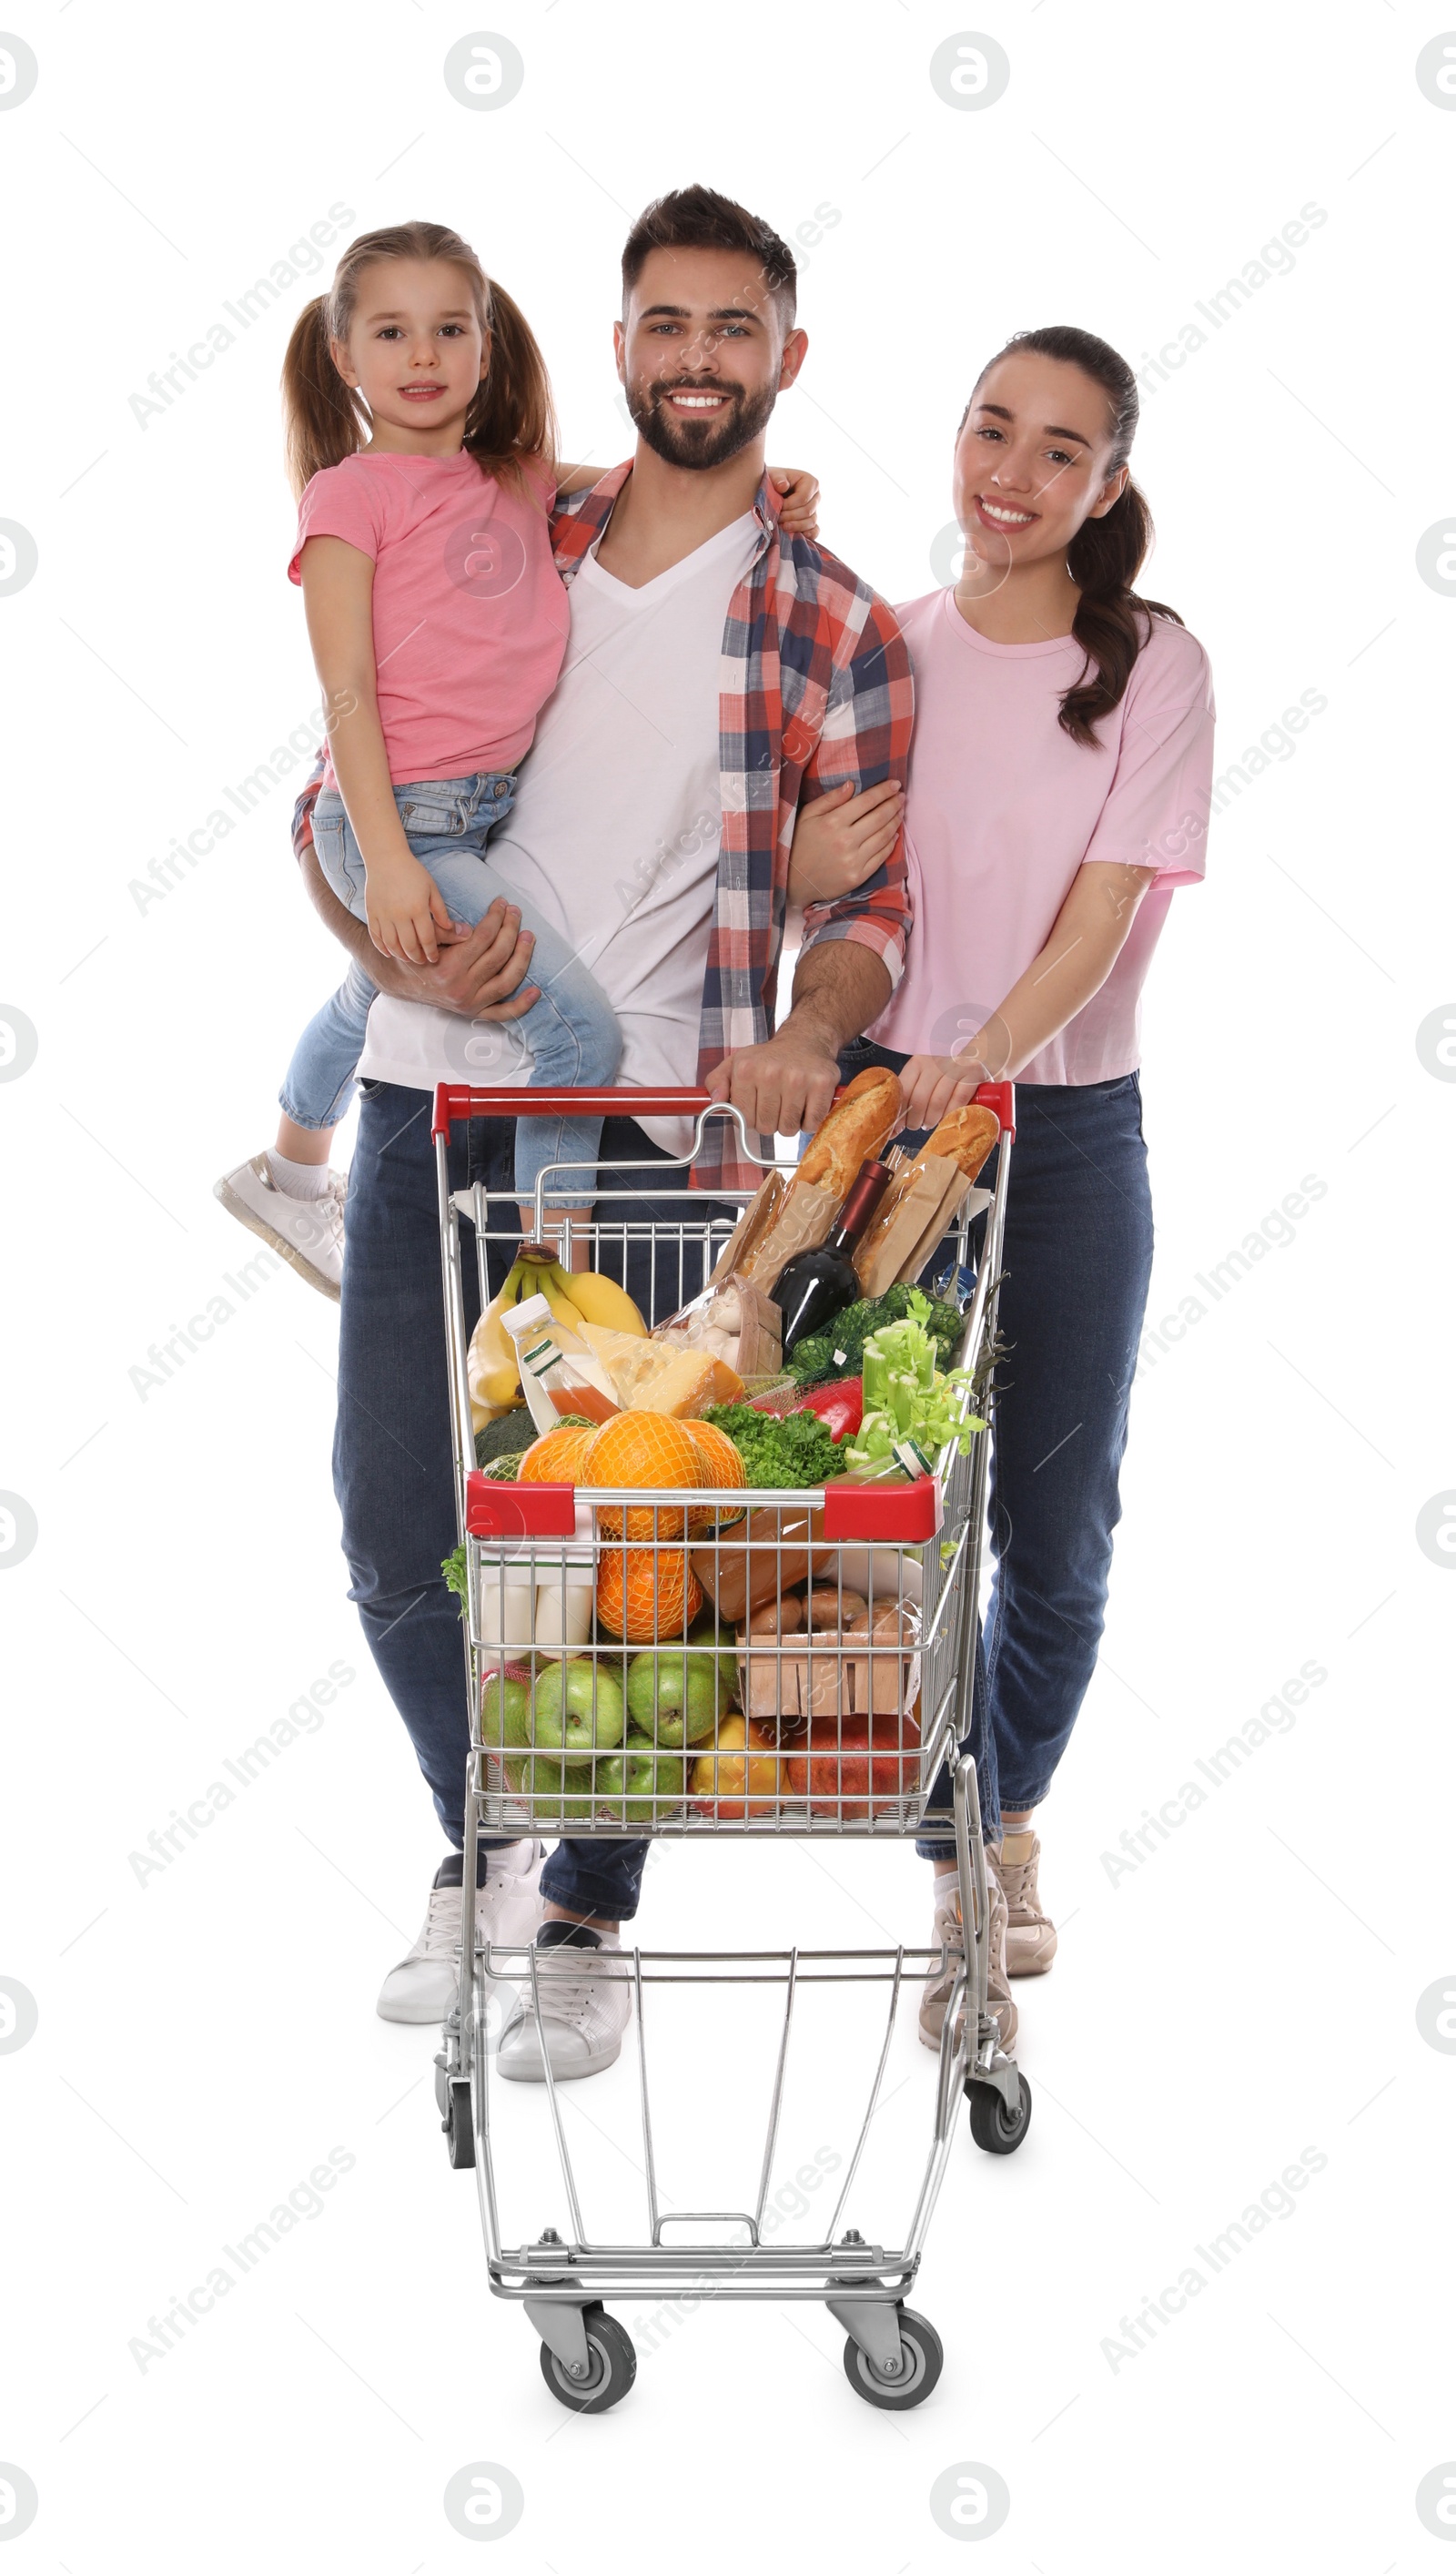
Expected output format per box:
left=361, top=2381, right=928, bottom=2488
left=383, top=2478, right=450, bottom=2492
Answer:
left=626, top=373, right=778, bottom=471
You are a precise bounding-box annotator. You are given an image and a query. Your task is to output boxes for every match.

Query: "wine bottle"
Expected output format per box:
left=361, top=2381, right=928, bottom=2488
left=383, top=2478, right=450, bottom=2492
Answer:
left=771, top=1160, right=892, bottom=1355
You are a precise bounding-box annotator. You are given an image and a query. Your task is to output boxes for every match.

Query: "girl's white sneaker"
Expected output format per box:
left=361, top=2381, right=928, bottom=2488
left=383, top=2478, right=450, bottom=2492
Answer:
left=214, top=1152, right=345, bottom=1299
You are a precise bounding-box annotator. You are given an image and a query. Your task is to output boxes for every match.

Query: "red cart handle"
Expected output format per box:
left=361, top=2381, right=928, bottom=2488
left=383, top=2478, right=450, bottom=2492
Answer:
left=432, top=1083, right=711, bottom=1140
left=432, top=1079, right=1015, bottom=1143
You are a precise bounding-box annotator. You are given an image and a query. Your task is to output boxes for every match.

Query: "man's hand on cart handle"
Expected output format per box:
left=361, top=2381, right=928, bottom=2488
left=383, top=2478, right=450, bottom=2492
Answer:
left=706, top=946, right=892, bottom=1140
left=706, top=1023, right=841, bottom=1141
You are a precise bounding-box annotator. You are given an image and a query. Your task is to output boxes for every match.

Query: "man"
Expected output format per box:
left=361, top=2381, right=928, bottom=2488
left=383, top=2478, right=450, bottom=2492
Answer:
left=288, top=187, right=913, bottom=2081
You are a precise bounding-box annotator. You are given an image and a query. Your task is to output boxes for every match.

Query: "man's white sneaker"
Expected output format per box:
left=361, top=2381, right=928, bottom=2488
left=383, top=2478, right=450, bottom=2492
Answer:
left=376, top=1843, right=545, bottom=2025
left=496, top=1922, right=632, bottom=2083
left=214, top=1152, right=346, bottom=1300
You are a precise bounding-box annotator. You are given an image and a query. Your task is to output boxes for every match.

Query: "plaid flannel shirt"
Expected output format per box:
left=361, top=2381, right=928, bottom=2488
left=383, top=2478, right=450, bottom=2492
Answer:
left=291, top=461, right=914, bottom=1191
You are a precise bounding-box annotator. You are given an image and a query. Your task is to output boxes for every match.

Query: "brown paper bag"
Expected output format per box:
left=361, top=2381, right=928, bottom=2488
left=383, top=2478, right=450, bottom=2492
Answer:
left=852, top=1156, right=968, bottom=1298
left=708, top=1170, right=787, bottom=1286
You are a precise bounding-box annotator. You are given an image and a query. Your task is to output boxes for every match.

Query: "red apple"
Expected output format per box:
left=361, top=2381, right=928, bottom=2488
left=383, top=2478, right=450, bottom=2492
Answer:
left=786, top=1713, right=923, bottom=1818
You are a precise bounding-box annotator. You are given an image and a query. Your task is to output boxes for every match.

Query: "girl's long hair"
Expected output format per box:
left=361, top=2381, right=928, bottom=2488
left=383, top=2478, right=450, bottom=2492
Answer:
left=280, top=220, right=557, bottom=500
left=966, top=324, right=1183, bottom=745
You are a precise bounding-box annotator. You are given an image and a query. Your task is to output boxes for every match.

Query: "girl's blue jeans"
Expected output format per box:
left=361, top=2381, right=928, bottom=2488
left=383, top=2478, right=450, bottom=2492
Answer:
left=280, top=772, right=621, bottom=1200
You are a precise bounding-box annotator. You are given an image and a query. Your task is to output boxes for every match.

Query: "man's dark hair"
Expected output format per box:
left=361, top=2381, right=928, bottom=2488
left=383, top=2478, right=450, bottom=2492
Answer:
left=621, top=185, right=797, bottom=325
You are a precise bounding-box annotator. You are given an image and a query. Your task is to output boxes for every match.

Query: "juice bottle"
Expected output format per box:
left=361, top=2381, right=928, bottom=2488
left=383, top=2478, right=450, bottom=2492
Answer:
left=502, top=1296, right=621, bottom=1436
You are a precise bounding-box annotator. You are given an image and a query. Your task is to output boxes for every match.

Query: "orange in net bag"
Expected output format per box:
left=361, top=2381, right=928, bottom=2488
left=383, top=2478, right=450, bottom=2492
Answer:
left=581, top=1412, right=704, bottom=1540
left=596, top=1545, right=703, bottom=1643
left=518, top=1423, right=597, bottom=1485
left=682, top=1418, right=749, bottom=1535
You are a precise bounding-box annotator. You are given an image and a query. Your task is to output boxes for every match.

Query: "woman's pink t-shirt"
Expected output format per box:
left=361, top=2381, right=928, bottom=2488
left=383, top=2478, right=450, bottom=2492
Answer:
left=872, top=587, right=1216, bottom=1084
left=289, top=450, right=570, bottom=786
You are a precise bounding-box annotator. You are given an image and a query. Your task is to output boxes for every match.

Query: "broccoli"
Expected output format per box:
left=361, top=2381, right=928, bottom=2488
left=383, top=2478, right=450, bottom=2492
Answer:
left=787, top=1283, right=963, bottom=1385
left=701, top=1403, right=851, bottom=1489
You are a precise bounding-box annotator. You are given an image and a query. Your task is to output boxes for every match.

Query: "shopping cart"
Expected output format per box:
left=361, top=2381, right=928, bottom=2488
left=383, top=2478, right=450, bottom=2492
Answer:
left=430, top=1081, right=1029, bottom=2411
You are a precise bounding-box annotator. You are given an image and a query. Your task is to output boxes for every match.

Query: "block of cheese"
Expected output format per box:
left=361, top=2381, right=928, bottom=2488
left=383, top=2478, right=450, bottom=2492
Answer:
left=581, top=1324, right=744, bottom=1418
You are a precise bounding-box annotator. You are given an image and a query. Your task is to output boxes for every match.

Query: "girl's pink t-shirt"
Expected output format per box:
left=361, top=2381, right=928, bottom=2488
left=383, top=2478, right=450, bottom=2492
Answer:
left=289, top=450, right=570, bottom=785
left=872, top=587, right=1216, bottom=1084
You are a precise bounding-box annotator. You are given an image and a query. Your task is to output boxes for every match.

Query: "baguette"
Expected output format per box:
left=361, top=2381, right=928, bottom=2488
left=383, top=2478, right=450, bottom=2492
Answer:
left=922, top=1101, right=1000, bottom=1182
left=797, top=1068, right=902, bottom=1197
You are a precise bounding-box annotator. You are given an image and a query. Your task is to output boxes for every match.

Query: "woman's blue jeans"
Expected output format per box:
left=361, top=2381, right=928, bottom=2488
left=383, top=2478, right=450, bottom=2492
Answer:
left=281, top=774, right=621, bottom=1200
left=838, top=1044, right=1157, bottom=1855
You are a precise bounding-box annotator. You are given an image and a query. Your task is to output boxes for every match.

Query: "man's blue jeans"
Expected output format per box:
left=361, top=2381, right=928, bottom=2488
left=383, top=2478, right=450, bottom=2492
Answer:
left=838, top=1047, right=1157, bottom=1854
left=335, top=1081, right=735, bottom=1920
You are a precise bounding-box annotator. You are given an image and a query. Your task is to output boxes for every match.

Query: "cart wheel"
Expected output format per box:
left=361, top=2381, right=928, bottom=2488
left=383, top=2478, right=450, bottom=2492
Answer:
left=539, top=2305, right=637, bottom=2413
left=842, top=2307, right=944, bottom=2409
left=968, top=2068, right=1032, bottom=2154
left=445, top=2079, right=475, bottom=2170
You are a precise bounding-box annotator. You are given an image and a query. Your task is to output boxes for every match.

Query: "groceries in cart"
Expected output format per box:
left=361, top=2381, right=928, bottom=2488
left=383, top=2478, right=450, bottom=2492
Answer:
left=471, top=1563, right=923, bottom=1828
left=462, top=1072, right=999, bottom=1461
left=701, top=1069, right=999, bottom=1325
left=467, top=1241, right=650, bottom=1436
left=450, top=1369, right=935, bottom=1827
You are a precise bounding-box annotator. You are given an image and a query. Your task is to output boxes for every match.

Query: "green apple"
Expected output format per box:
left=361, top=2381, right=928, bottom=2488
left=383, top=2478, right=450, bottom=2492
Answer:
left=626, top=1648, right=726, bottom=1748
left=504, top=1755, right=598, bottom=1820
left=531, top=1657, right=624, bottom=1756
left=481, top=1672, right=531, bottom=1749
left=596, top=1745, right=690, bottom=1823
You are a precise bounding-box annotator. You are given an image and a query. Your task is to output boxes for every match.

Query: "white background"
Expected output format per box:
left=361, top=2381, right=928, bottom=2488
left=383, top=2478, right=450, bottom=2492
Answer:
left=2, top=0, right=1453, bottom=2564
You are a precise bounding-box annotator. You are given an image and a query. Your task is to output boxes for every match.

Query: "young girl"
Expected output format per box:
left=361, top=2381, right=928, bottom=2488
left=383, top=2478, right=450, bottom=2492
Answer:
left=215, top=219, right=817, bottom=1296
left=788, top=325, right=1215, bottom=2052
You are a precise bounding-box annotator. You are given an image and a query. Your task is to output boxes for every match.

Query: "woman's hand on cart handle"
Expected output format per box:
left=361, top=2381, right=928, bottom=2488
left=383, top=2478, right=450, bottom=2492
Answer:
left=899, top=1042, right=1005, bottom=1132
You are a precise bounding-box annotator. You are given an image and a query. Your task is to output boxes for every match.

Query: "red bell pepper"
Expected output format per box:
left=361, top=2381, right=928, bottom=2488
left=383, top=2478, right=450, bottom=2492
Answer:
left=794, top=1377, right=864, bottom=1442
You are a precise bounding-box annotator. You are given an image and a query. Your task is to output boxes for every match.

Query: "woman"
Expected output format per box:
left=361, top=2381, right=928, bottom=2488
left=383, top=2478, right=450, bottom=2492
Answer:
left=787, top=325, right=1215, bottom=2052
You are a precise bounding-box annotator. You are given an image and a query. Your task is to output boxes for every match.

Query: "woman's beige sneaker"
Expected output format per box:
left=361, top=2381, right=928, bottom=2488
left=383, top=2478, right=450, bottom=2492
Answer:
left=917, top=1872, right=1016, bottom=2054
left=991, top=1832, right=1057, bottom=1976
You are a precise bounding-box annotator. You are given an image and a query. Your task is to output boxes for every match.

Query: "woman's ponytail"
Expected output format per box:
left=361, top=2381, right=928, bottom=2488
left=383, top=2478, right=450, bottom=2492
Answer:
left=966, top=324, right=1184, bottom=746
left=279, top=224, right=556, bottom=502
left=1061, top=477, right=1182, bottom=746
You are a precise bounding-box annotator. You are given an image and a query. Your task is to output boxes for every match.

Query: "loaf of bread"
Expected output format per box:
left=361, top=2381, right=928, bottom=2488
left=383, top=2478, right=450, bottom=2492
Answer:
left=797, top=1068, right=902, bottom=1197
left=921, top=1102, right=1000, bottom=1181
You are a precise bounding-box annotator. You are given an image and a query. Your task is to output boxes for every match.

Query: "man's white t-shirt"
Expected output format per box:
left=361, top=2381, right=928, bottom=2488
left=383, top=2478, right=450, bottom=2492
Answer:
left=357, top=510, right=761, bottom=1147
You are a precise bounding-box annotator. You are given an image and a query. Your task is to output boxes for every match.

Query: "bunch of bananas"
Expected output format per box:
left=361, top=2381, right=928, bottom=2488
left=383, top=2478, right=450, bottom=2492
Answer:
left=468, top=1244, right=646, bottom=1422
